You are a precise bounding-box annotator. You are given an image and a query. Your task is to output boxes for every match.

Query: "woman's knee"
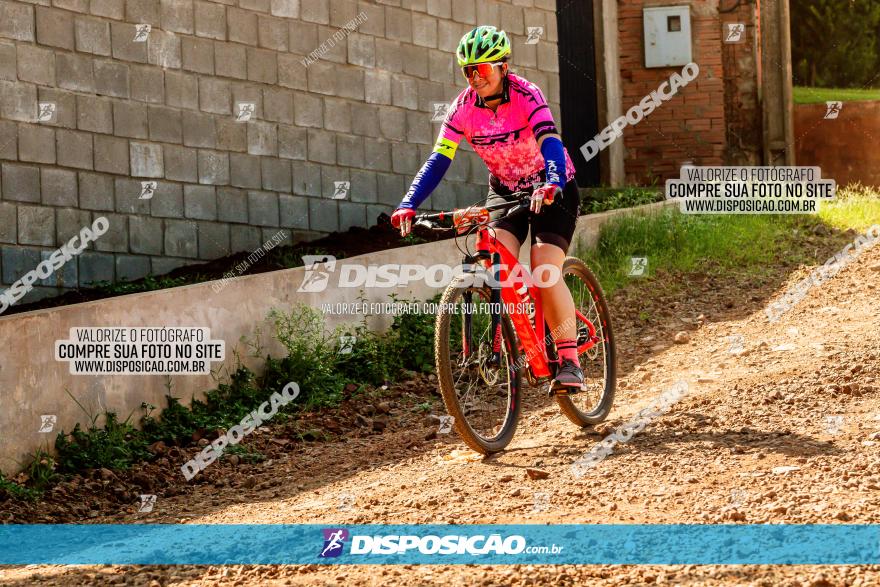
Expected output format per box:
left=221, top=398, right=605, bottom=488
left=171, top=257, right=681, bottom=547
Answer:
left=530, top=242, right=565, bottom=267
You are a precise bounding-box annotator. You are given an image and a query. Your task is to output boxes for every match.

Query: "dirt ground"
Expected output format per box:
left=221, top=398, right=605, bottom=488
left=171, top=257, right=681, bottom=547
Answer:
left=2, top=227, right=879, bottom=586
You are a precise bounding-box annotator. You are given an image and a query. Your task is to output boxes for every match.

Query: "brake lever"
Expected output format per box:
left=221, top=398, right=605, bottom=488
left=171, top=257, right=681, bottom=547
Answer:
left=504, top=200, right=531, bottom=218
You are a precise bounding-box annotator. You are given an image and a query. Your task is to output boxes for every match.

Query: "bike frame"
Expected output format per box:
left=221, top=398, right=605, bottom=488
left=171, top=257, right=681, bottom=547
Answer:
left=469, top=225, right=599, bottom=380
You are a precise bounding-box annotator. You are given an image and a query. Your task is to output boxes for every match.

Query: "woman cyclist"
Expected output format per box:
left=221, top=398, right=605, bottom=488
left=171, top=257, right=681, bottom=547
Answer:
left=390, top=25, right=584, bottom=392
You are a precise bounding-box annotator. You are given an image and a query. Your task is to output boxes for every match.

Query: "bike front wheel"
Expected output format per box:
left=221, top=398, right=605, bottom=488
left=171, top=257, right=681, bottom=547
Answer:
left=435, top=278, right=522, bottom=454
left=554, top=257, right=617, bottom=426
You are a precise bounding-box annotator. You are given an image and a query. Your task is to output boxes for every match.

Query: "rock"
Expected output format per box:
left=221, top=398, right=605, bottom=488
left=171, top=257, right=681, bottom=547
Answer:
left=242, top=477, right=256, bottom=489
left=869, top=262, right=880, bottom=272
left=423, top=414, right=441, bottom=427
left=834, top=511, right=851, bottom=521
left=526, top=468, right=550, bottom=480
left=148, top=441, right=166, bottom=455
left=228, top=455, right=240, bottom=466
left=98, top=468, right=116, bottom=481
left=377, top=401, right=392, bottom=414
left=131, top=472, right=154, bottom=492
left=772, top=466, right=800, bottom=475
left=772, top=343, right=796, bottom=352
left=673, top=331, right=690, bottom=344
left=499, top=475, right=514, bottom=483
left=356, top=414, right=370, bottom=428
left=424, top=429, right=437, bottom=441
left=372, top=417, right=388, bottom=432
left=301, top=429, right=324, bottom=441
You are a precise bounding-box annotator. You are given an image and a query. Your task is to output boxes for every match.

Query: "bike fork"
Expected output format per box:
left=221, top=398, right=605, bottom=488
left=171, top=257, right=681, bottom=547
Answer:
left=489, top=252, right=503, bottom=366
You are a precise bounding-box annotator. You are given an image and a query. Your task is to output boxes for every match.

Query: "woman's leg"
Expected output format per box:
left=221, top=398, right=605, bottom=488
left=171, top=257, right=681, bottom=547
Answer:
left=531, top=242, right=576, bottom=341
left=492, top=228, right=522, bottom=261
left=530, top=179, right=582, bottom=388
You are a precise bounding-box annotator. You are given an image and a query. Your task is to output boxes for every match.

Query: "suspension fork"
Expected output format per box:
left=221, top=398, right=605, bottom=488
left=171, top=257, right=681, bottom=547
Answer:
left=489, top=252, right=503, bottom=365
left=460, top=253, right=483, bottom=360
left=462, top=290, right=473, bottom=358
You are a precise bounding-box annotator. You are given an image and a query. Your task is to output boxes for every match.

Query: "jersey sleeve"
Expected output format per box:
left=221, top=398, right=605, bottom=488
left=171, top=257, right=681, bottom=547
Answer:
left=520, top=82, right=559, bottom=142
left=432, top=97, right=467, bottom=161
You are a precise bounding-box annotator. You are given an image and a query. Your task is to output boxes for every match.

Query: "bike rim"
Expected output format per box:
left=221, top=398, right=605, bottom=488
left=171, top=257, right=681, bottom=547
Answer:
left=445, top=287, right=518, bottom=443
left=564, top=268, right=611, bottom=416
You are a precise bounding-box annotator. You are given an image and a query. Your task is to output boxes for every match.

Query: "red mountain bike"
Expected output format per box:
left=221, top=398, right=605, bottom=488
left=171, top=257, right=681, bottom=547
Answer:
left=414, top=193, right=616, bottom=454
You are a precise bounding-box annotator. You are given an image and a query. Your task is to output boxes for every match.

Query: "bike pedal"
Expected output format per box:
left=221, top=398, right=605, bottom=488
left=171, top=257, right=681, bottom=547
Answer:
left=547, top=381, right=585, bottom=397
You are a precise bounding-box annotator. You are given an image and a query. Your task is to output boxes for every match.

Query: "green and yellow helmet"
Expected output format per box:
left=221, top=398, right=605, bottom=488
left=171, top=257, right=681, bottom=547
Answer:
left=456, top=26, right=511, bottom=67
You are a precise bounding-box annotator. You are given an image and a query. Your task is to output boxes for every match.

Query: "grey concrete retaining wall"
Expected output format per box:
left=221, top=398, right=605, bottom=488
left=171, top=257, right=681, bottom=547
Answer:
left=0, top=199, right=672, bottom=474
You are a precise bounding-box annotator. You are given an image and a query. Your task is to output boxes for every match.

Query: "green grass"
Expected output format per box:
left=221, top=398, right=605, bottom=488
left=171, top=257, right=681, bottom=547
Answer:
left=1, top=301, right=438, bottom=500
left=572, top=185, right=878, bottom=298
left=818, top=184, right=880, bottom=232
left=581, top=186, right=664, bottom=215
left=793, top=86, right=880, bottom=104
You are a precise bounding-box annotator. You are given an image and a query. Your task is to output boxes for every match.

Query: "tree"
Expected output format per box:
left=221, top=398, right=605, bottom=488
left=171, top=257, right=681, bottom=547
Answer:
left=790, top=0, right=880, bottom=88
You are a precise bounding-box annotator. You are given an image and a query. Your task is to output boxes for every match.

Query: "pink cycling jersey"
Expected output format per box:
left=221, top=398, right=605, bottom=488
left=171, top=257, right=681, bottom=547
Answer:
left=433, top=73, right=576, bottom=192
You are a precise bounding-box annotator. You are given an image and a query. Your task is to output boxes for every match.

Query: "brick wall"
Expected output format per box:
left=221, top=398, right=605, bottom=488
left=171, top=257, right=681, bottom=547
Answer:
left=617, top=0, right=729, bottom=184
left=0, top=0, right=561, bottom=302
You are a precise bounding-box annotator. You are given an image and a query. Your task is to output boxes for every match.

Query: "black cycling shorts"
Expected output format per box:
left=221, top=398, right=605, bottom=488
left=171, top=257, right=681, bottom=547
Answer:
left=486, top=178, right=581, bottom=252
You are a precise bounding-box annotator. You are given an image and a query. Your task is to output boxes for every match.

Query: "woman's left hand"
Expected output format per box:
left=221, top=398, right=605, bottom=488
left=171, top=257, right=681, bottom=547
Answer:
left=530, top=184, right=562, bottom=214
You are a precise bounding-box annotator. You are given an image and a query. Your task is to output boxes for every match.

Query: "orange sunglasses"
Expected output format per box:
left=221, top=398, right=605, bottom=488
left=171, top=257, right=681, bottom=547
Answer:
left=461, top=62, right=504, bottom=80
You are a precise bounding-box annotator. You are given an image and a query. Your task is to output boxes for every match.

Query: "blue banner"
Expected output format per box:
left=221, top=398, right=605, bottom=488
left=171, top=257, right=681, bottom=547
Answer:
left=0, top=524, right=878, bottom=565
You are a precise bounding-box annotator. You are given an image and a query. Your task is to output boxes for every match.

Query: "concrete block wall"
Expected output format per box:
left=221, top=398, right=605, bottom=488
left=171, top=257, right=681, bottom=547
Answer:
left=0, top=0, right=564, bottom=303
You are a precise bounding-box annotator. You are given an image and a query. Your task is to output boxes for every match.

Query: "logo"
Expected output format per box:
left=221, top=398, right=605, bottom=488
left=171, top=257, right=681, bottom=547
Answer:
left=471, top=127, right=526, bottom=146
left=729, top=488, right=748, bottom=509
left=37, top=102, right=56, bottom=123
left=38, top=415, right=57, bottom=433
left=431, top=102, right=450, bottom=122
left=526, top=27, right=543, bottom=44
left=297, top=255, right=337, bottom=293
left=0, top=217, right=110, bottom=315
left=180, top=383, right=299, bottom=480
left=337, top=493, right=356, bottom=511
left=236, top=102, right=256, bottom=122
left=825, top=415, right=844, bottom=435
left=824, top=101, right=842, bottom=120
left=546, top=160, right=559, bottom=185
left=137, top=494, right=157, bottom=513
left=727, top=334, right=745, bottom=355
left=338, top=335, right=356, bottom=354
left=629, top=257, right=648, bottom=277
left=133, top=24, right=151, bottom=42
left=437, top=415, right=454, bottom=434
left=724, top=23, right=745, bottom=43
left=319, top=528, right=349, bottom=558
left=139, top=181, right=157, bottom=200
left=332, top=181, right=350, bottom=200
left=532, top=492, right=550, bottom=513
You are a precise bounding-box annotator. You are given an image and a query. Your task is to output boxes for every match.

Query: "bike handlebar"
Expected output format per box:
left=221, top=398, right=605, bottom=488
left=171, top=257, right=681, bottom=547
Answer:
left=414, top=191, right=532, bottom=231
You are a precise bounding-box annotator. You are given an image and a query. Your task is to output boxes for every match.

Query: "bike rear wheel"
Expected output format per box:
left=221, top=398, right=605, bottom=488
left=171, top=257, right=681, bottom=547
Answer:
left=554, top=257, right=617, bottom=426
left=435, top=278, right=522, bottom=454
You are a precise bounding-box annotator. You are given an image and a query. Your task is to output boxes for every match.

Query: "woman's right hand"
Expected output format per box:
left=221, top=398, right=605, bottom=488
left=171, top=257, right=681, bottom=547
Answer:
left=391, top=208, right=416, bottom=237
